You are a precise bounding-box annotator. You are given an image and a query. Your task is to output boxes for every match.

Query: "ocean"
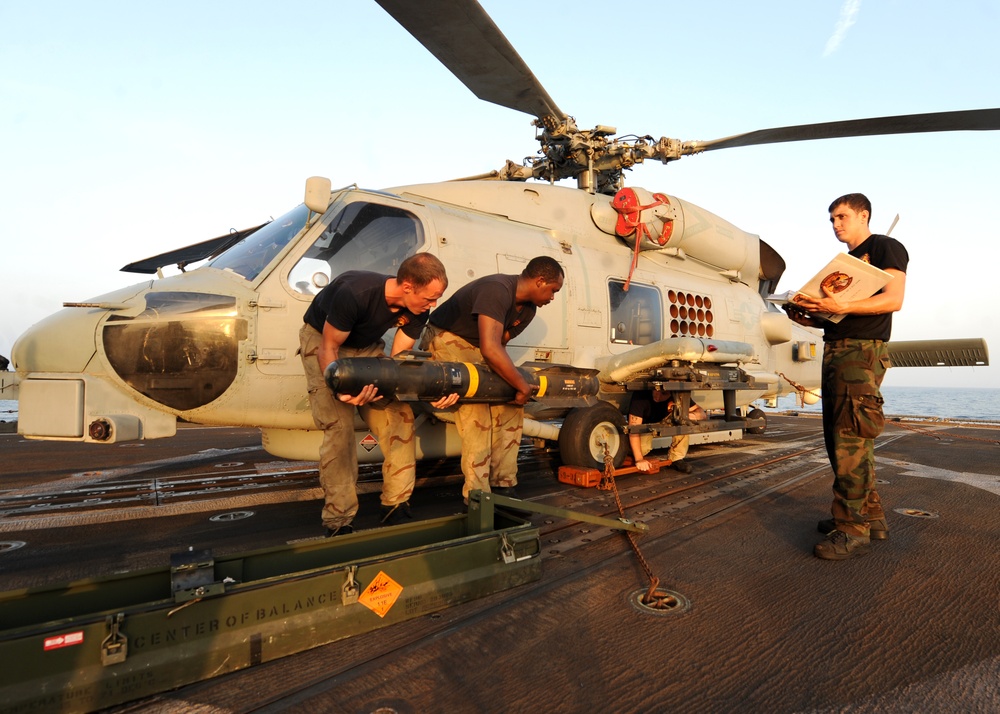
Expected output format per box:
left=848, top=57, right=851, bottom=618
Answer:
left=761, top=386, right=1000, bottom=423
left=2, top=387, right=1000, bottom=426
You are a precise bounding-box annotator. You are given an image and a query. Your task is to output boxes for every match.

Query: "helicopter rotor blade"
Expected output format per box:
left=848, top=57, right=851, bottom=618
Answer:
left=684, top=108, right=1000, bottom=154
left=374, top=0, right=564, bottom=122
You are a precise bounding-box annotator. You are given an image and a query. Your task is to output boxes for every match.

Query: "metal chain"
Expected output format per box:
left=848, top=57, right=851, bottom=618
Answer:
left=602, top=448, right=662, bottom=604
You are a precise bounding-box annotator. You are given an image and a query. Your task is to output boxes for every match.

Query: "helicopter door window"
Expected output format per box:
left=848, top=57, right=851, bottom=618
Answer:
left=608, top=281, right=661, bottom=346
left=288, top=202, right=424, bottom=295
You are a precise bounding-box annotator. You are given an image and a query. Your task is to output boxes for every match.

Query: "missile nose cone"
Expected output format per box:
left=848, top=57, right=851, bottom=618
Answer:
left=324, top=357, right=398, bottom=397
left=324, top=360, right=343, bottom=392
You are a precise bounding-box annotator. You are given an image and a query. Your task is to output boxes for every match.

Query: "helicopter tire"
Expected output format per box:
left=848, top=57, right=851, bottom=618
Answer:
left=558, top=402, right=628, bottom=470
left=746, top=407, right=767, bottom=435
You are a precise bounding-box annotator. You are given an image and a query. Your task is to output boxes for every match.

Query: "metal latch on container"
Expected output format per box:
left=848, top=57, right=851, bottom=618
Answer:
left=101, top=613, right=128, bottom=666
left=342, top=565, right=360, bottom=605
left=170, top=548, right=225, bottom=603
left=499, top=533, right=516, bottom=564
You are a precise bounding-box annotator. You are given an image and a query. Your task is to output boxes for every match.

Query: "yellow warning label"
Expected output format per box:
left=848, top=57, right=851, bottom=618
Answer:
left=358, top=571, right=403, bottom=619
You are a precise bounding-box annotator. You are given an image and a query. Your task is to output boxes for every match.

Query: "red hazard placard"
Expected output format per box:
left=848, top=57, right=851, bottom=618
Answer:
left=44, top=631, right=84, bottom=651
left=360, top=433, right=378, bottom=452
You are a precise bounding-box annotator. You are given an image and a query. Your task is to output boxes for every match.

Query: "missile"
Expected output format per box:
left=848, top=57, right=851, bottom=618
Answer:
left=325, top=357, right=601, bottom=404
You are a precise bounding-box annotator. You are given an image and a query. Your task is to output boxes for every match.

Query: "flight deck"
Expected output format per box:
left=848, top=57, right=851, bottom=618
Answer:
left=1, top=414, right=998, bottom=713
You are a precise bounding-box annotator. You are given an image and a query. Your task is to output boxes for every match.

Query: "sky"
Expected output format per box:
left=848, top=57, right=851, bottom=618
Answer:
left=1, top=0, right=998, bottom=388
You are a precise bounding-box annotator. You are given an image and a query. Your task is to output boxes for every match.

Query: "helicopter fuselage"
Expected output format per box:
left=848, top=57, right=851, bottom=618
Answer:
left=11, top=180, right=822, bottom=463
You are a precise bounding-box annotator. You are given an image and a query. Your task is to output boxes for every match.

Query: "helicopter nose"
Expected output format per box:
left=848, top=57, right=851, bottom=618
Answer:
left=11, top=283, right=179, bottom=442
left=12, top=282, right=151, bottom=375
left=12, top=305, right=104, bottom=375
left=12, top=304, right=114, bottom=439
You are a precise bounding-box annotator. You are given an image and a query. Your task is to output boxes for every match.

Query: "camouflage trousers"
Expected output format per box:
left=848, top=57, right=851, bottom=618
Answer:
left=299, top=324, right=417, bottom=530
left=821, top=338, right=890, bottom=537
left=422, top=325, right=523, bottom=498
left=638, top=433, right=689, bottom=462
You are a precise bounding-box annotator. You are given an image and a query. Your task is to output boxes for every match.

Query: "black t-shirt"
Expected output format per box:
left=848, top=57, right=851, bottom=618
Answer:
left=628, top=391, right=672, bottom=423
left=428, top=273, right=536, bottom=347
left=302, top=270, right=428, bottom=349
left=823, top=234, right=909, bottom=342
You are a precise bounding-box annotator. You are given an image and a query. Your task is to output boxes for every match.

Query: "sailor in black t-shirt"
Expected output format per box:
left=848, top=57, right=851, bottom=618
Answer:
left=299, top=253, right=453, bottom=536
left=421, top=256, right=564, bottom=502
left=627, top=390, right=707, bottom=474
left=786, top=193, right=908, bottom=560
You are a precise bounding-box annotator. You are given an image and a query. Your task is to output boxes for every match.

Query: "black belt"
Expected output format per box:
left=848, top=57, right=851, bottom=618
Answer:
left=824, top=338, right=886, bottom=346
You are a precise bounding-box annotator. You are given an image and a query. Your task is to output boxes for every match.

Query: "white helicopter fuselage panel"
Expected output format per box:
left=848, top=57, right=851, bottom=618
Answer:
left=11, top=180, right=822, bottom=461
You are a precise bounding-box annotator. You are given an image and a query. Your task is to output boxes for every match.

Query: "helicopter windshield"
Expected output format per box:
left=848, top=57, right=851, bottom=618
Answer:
left=208, top=204, right=310, bottom=281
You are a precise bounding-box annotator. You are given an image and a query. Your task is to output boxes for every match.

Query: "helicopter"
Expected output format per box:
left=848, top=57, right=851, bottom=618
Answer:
left=8, top=0, right=996, bottom=470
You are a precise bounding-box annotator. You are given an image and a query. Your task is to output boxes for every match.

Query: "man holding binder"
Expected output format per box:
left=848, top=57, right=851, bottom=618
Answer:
left=785, top=193, right=909, bottom=561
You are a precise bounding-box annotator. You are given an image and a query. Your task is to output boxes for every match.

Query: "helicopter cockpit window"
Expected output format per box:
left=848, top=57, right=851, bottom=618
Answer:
left=608, top=281, right=661, bottom=346
left=208, top=204, right=310, bottom=281
left=288, top=202, right=423, bottom=295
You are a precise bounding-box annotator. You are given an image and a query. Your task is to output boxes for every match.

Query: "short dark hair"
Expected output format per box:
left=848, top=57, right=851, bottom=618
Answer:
left=829, top=193, right=872, bottom=222
left=522, top=256, right=564, bottom=283
left=398, top=253, right=448, bottom=289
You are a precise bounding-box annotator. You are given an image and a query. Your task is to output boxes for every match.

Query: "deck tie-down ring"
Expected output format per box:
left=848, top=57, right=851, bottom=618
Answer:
left=627, top=586, right=692, bottom=617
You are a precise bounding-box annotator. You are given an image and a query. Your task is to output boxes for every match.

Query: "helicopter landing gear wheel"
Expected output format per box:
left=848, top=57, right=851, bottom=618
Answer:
left=746, top=407, right=767, bottom=435
left=558, top=403, right=627, bottom=470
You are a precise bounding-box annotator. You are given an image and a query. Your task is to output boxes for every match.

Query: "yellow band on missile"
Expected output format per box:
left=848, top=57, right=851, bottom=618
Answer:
left=463, top=363, right=479, bottom=398
left=536, top=376, right=547, bottom=398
